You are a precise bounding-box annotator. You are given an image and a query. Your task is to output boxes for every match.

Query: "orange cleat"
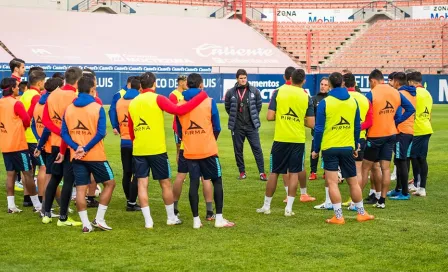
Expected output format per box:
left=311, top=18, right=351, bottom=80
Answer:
left=326, top=216, right=345, bottom=225
left=357, top=212, right=375, bottom=222
left=309, top=172, right=317, bottom=180
left=300, top=194, right=316, bottom=202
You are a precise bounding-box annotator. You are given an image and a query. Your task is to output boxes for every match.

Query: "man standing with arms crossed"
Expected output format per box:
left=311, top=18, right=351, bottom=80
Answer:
left=225, top=69, right=267, bottom=181
left=360, top=70, right=414, bottom=209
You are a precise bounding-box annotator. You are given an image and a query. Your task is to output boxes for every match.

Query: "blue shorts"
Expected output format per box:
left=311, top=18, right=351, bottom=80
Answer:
left=355, top=138, right=366, bottom=162
left=322, top=149, right=356, bottom=179
left=73, top=160, right=114, bottom=186
left=364, top=135, right=396, bottom=162
left=177, top=150, right=188, bottom=174
left=270, top=141, right=305, bottom=174
left=410, top=134, right=431, bottom=159
left=187, top=156, right=221, bottom=180
left=28, top=143, right=44, bottom=167
left=395, top=133, right=413, bottom=160
left=174, top=132, right=181, bottom=145
left=133, top=153, right=171, bottom=180
left=2, top=150, right=32, bottom=172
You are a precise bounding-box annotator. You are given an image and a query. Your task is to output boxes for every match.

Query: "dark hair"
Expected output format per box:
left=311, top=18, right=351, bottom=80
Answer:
left=291, top=69, right=306, bottom=85
left=236, top=69, right=247, bottom=79
left=127, top=76, right=136, bottom=84
left=342, top=73, right=356, bottom=88
left=388, top=72, right=397, bottom=80
left=320, top=77, right=329, bottom=84
left=83, top=68, right=96, bottom=77
left=369, top=69, right=384, bottom=81
left=29, top=71, right=46, bottom=86
left=187, top=73, right=203, bottom=89
left=329, top=72, right=343, bottom=88
left=342, top=69, right=352, bottom=75
left=284, top=66, right=296, bottom=80
left=77, top=76, right=95, bottom=94
left=28, top=66, right=44, bottom=76
left=393, top=72, right=407, bottom=87
left=1, top=77, right=17, bottom=96
left=130, top=78, right=141, bottom=90
left=82, top=73, right=95, bottom=82
left=44, top=78, right=63, bottom=93
left=140, top=72, right=156, bottom=89
left=407, top=71, right=422, bottom=83
left=18, top=81, right=28, bottom=91
left=65, top=67, right=83, bottom=85
left=52, top=72, right=65, bottom=81
left=9, top=58, right=25, bottom=73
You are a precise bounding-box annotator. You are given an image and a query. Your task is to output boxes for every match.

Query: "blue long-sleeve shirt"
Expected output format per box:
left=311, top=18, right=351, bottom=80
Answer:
left=108, top=86, right=127, bottom=130
left=37, top=128, right=51, bottom=150
left=313, top=87, right=360, bottom=153
left=175, top=88, right=221, bottom=140
left=61, top=93, right=107, bottom=153
left=394, top=85, right=417, bottom=124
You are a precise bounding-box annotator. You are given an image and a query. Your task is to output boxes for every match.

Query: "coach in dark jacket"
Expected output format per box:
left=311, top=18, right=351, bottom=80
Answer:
left=225, top=69, right=267, bottom=181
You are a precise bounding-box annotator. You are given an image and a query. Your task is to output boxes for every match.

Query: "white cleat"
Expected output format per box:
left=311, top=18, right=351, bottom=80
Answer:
left=413, top=188, right=426, bottom=197
left=8, top=206, right=23, bottom=214
left=314, top=202, right=333, bottom=210
left=145, top=224, right=154, bottom=229
left=215, top=219, right=235, bottom=228
left=408, top=184, right=418, bottom=192
left=92, top=219, right=112, bottom=231
left=193, top=220, right=203, bottom=229
left=167, top=217, right=183, bottom=226
left=373, top=202, right=386, bottom=209
left=256, top=206, right=271, bottom=214
left=284, top=209, right=295, bottom=217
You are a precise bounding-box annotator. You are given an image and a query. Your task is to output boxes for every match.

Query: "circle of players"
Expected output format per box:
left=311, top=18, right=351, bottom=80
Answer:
left=0, top=59, right=432, bottom=232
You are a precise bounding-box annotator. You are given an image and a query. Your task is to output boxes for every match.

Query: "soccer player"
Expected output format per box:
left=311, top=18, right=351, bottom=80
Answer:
left=127, top=72, right=207, bottom=229
left=407, top=71, right=432, bottom=197
left=309, top=77, right=330, bottom=181
left=60, top=75, right=116, bottom=233
left=41, top=67, right=83, bottom=226
left=10, top=58, right=25, bottom=83
left=33, top=77, right=64, bottom=217
left=312, top=72, right=374, bottom=224
left=169, top=75, right=188, bottom=160
left=0, top=77, right=41, bottom=213
left=224, top=69, right=267, bottom=181
left=109, top=76, right=135, bottom=136
left=115, top=77, right=141, bottom=211
left=176, top=73, right=233, bottom=228
left=360, top=69, right=415, bottom=209
left=21, top=70, right=47, bottom=207
left=257, top=69, right=315, bottom=217
left=387, top=72, right=416, bottom=200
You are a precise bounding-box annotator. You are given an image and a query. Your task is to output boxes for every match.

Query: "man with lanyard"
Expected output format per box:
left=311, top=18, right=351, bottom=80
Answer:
left=407, top=71, right=433, bottom=197
left=257, top=69, right=315, bottom=217
left=360, top=69, right=415, bottom=209
left=224, top=69, right=267, bottom=181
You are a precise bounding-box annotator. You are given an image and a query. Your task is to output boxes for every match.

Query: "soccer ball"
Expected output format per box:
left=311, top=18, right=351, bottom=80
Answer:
left=95, top=185, right=102, bottom=197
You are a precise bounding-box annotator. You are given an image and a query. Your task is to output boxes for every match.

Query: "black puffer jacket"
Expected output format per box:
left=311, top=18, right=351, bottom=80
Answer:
left=225, top=83, right=262, bottom=131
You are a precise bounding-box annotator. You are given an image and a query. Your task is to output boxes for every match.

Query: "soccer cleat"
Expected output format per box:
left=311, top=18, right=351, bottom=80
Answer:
left=259, top=173, right=268, bottom=181
left=57, top=217, right=82, bottom=227
left=348, top=203, right=358, bottom=211
left=238, top=172, right=247, bottom=180
left=364, top=194, right=378, bottom=204
left=8, top=206, right=23, bottom=214
left=167, top=217, right=183, bottom=226
left=206, top=212, right=215, bottom=221
left=215, top=219, right=235, bottom=228
left=42, top=216, right=52, bottom=224
left=408, top=184, right=418, bottom=192
left=387, top=189, right=401, bottom=197
left=256, top=206, right=271, bottom=215
left=413, top=188, right=426, bottom=197
left=314, top=202, right=333, bottom=210
left=86, top=199, right=99, bottom=208
left=193, top=220, right=203, bottom=229
left=33, top=207, right=42, bottom=213
left=92, top=219, right=112, bottom=230
left=373, top=202, right=386, bottom=209
left=145, top=224, right=154, bottom=229
left=357, top=212, right=375, bottom=222
left=300, top=194, right=316, bottom=202
left=390, top=193, right=411, bottom=200
left=309, top=172, right=317, bottom=180
left=284, top=209, right=295, bottom=217
left=14, top=181, right=24, bottom=192
left=126, top=204, right=142, bottom=212
left=342, top=198, right=352, bottom=207
left=82, top=226, right=93, bottom=234
left=326, top=216, right=345, bottom=225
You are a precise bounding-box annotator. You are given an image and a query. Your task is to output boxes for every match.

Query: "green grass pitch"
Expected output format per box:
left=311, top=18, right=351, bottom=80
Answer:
left=0, top=104, right=447, bottom=271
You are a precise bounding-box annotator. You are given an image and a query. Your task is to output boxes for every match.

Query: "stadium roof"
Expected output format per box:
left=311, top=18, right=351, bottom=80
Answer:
left=0, top=7, right=297, bottom=72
